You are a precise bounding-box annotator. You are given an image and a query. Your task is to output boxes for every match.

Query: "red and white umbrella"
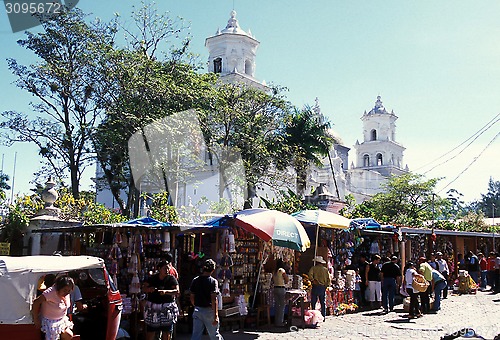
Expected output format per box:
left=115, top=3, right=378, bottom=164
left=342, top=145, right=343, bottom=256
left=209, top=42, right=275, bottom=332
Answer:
left=233, top=208, right=311, bottom=252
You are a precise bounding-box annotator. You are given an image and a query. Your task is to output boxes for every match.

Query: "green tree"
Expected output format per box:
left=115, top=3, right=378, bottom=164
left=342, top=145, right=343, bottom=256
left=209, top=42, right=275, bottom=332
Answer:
left=1, top=8, right=115, bottom=198
left=146, top=192, right=179, bottom=224
left=353, top=173, right=447, bottom=227
left=0, top=194, right=42, bottom=255
left=260, top=188, right=317, bottom=215
left=199, top=82, right=290, bottom=209
left=452, top=210, right=489, bottom=232
left=477, top=177, right=500, bottom=218
left=444, top=188, right=466, bottom=219
left=282, top=106, right=334, bottom=197
left=55, top=189, right=126, bottom=225
left=93, top=3, right=217, bottom=217
left=0, top=171, right=11, bottom=201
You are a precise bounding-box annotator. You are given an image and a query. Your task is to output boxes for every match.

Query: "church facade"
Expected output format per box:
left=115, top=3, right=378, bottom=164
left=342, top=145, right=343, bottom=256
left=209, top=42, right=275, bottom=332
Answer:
left=96, top=11, right=409, bottom=214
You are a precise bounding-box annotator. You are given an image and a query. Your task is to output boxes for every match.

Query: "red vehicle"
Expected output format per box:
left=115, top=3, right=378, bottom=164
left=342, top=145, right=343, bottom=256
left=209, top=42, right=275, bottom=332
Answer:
left=0, top=255, right=122, bottom=340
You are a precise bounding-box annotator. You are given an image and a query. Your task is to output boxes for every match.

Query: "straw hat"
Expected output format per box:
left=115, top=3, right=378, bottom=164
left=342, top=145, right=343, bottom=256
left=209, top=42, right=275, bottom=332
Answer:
left=313, top=255, right=326, bottom=264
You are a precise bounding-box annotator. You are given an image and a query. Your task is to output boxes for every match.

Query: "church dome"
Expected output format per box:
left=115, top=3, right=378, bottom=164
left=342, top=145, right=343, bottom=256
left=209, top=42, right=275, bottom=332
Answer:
left=219, top=10, right=254, bottom=37
left=366, top=96, right=389, bottom=115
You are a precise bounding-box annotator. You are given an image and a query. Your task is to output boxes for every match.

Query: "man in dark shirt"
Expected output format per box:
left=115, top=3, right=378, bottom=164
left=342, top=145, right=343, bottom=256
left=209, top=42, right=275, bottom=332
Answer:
left=357, top=254, right=369, bottom=307
left=380, top=256, right=402, bottom=313
left=189, top=259, right=224, bottom=340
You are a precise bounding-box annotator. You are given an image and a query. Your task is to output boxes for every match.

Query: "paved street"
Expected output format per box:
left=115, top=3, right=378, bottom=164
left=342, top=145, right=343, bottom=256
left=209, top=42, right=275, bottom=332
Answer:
left=175, top=290, right=500, bottom=340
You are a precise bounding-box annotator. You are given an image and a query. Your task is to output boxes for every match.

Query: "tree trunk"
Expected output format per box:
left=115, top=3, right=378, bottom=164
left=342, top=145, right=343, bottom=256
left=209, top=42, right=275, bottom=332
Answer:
left=244, top=183, right=256, bottom=209
left=296, top=166, right=307, bottom=198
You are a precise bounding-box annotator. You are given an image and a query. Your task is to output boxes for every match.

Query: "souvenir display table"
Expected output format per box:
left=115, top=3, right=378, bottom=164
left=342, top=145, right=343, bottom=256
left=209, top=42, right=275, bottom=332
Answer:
left=286, top=289, right=309, bottom=328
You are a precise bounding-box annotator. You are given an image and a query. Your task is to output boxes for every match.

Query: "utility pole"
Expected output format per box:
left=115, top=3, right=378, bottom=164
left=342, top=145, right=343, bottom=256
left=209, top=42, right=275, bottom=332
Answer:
left=10, top=152, right=17, bottom=204
left=493, top=203, right=496, bottom=252
left=432, top=193, right=436, bottom=229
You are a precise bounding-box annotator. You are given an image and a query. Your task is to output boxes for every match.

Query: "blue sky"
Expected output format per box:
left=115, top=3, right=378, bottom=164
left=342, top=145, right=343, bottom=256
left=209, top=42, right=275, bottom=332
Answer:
left=0, top=0, right=499, bottom=204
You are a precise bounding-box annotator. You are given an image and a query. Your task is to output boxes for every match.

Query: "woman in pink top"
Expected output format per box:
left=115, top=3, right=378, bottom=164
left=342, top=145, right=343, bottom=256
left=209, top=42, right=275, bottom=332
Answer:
left=32, top=275, right=75, bottom=340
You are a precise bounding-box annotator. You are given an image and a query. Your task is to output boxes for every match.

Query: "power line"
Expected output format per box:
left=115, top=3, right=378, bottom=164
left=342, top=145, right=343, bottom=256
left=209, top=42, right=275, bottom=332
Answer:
left=438, top=131, right=499, bottom=194
left=415, top=113, right=499, bottom=173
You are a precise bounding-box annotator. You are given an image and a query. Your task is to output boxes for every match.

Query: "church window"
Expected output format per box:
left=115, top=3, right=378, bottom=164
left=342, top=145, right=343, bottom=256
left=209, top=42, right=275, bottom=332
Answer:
left=376, top=153, right=383, bottom=166
left=371, top=129, right=377, bottom=141
left=363, top=154, right=370, bottom=167
left=245, top=59, right=253, bottom=75
left=213, top=58, right=222, bottom=73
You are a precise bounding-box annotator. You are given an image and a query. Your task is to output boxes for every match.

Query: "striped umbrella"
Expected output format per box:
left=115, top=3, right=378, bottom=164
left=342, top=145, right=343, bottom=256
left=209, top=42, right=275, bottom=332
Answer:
left=234, top=208, right=311, bottom=252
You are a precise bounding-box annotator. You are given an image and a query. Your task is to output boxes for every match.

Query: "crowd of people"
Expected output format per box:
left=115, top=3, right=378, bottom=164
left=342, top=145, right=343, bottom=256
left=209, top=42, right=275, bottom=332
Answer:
left=28, top=249, right=500, bottom=339
left=300, top=250, right=500, bottom=323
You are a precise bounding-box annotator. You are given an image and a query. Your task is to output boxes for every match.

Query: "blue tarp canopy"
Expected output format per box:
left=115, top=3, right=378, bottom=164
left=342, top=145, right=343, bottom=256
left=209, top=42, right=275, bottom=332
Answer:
left=120, top=217, right=171, bottom=228
left=172, top=215, right=232, bottom=234
left=350, top=218, right=381, bottom=230
left=201, top=215, right=232, bottom=228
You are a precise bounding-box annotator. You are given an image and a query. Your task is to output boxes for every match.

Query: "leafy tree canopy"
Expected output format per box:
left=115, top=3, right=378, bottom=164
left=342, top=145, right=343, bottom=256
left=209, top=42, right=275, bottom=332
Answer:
left=346, top=173, right=447, bottom=227
left=1, top=7, right=116, bottom=198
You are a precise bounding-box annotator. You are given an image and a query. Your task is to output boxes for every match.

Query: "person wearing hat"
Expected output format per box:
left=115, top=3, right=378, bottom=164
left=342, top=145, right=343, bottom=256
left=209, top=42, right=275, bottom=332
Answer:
left=435, top=252, right=450, bottom=299
left=308, top=255, right=331, bottom=319
left=380, top=256, right=402, bottom=313
left=190, top=259, right=224, bottom=340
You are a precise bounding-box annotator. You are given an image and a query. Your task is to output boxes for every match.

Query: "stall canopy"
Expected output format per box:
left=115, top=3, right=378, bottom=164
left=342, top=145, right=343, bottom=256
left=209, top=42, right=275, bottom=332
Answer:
left=0, top=255, right=104, bottom=324
left=350, top=218, right=381, bottom=230
left=292, top=210, right=351, bottom=229
left=233, top=208, right=311, bottom=252
left=292, top=209, right=350, bottom=259
left=118, top=217, right=171, bottom=228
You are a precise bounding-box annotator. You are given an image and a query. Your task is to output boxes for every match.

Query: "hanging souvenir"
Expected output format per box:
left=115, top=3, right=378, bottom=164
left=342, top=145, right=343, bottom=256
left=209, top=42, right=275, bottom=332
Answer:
left=129, top=273, right=141, bottom=294
left=121, top=232, right=129, bottom=248
left=108, top=243, right=122, bottom=276
left=190, top=234, right=195, bottom=253
left=128, top=231, right=143, bottom=257
left=237, top=295, right=248, bottom=316
left=228, top=233, right=235, bottom=253
left=162, top=231, right=170, bottom=252
left=113, top=232, right=122, bottom=244
left=128, top=253, right=139, bottom=274
left=222, top=279, right=231, bottom=297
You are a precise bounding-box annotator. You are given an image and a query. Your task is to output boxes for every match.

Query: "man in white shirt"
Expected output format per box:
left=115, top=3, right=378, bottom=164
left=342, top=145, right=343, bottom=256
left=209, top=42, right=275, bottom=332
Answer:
left=435, top=252, right=449, bottom=299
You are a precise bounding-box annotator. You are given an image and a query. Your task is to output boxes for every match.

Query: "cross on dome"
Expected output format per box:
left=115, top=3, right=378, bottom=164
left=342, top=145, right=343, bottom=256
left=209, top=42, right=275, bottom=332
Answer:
left=226, top=10, right=239, bottom=30
left=367, top=95, right=389, bottom=115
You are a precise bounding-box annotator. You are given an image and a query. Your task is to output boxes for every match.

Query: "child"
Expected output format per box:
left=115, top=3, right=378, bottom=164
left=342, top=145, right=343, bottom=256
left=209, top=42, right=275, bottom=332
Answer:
left=345, top=269, right=356, bottom=303
left=32, top=275, right=75, bottom=340
left=354, top=268, right=362, bottom=305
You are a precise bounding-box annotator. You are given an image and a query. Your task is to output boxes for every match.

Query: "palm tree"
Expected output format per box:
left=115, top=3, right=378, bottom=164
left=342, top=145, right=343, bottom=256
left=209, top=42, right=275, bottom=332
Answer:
left=283, top=106, right=334, bottom=197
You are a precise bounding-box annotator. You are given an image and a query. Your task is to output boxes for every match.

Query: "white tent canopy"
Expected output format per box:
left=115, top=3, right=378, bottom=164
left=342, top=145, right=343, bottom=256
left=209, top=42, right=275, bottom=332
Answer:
left=0, top=256, right=104, bottom=324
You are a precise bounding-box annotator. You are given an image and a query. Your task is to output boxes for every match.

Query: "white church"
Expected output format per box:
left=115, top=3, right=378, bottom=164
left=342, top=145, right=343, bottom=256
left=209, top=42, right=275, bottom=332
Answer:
left=96, top=10, right=409, bottom=215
